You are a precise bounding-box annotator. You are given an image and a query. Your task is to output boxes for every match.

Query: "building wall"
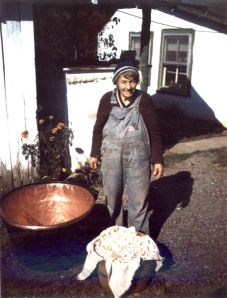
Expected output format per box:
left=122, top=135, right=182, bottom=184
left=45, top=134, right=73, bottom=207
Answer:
left=0, top=3, right=37, bottom=191
left=112, top=9, right=227, bottom=126
left=65, top=68, right=114, bottom=168
left=65, top=8, right=227, bottom=164
left=191, top=31, right=227, bottom=125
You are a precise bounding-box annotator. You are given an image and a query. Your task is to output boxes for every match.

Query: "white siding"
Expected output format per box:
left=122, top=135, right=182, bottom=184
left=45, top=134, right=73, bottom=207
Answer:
left=192, top=32, right=227, bottom=125
left=65, top=69, right=114, bottom=168
left=92, top=9, right=227, bottom=127
left=64, top=8, right=227, bottom=164
left=0, top=4, right=37, bottom=190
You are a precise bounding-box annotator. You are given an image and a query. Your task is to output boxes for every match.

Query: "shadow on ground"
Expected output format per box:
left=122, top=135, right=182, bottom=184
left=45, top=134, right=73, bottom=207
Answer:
left=1, top=203, right=112, bottom=283
left=1, top=171, right=194, bottom=296
left=1, top=198, right=175, bottom=288
left=152, top=84, right=226, bottom=150
left=1, top=171, right=194, bottom=290
left=157, top=107, right=225, bottom=150
left=148, top=171, right=194, bottom=240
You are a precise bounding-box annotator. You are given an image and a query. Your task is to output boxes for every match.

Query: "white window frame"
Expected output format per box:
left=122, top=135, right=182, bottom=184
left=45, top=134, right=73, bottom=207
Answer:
left=158, top=29, right=194, bottom=96
left=128, top=31, right=153, bottom=64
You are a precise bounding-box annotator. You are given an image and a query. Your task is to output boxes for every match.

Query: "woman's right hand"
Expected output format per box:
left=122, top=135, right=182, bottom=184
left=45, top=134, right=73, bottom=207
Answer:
left=89, top=157, right=98, bottom=169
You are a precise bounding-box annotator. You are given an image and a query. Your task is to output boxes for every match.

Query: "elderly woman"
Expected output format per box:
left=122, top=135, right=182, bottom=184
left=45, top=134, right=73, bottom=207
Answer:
left=89, top=61, right=164, bottom=235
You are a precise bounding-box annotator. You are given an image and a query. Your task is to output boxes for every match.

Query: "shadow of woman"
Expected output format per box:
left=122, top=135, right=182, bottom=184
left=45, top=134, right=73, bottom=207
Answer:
left=148, top=171, right=194, bottom=241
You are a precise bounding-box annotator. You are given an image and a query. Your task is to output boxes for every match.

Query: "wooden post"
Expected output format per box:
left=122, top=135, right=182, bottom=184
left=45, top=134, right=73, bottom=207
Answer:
left=139, top=8, right=151, bottom=92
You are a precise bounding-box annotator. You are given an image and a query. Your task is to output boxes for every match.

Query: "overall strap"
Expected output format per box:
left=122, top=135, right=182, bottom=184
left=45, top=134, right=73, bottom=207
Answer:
left=131, top=91, right=142, bottom=130
left=110, top=89, right=118, bottom=104
left=110, top=89, right=142, bottom=130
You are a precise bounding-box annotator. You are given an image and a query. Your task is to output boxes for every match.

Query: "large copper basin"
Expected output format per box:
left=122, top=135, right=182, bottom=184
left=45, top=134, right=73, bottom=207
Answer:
left=0, top=182, right=95, bottom=230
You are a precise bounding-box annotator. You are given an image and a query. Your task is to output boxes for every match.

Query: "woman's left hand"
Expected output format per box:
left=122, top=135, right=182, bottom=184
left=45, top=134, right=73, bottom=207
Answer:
left=152, top=163, right=164, bottom=180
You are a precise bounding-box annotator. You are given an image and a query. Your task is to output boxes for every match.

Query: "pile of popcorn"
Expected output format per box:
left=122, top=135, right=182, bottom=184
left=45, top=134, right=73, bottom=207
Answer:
left=94, top=226, right=159, bottom=263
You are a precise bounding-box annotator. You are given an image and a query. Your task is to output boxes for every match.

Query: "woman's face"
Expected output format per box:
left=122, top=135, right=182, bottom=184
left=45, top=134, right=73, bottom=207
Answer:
left=116, top=74, right=138, bottom=100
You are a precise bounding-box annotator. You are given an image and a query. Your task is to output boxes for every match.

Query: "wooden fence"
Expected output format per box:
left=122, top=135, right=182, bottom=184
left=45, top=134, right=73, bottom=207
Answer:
left=0, top=3, right=37, bottom=196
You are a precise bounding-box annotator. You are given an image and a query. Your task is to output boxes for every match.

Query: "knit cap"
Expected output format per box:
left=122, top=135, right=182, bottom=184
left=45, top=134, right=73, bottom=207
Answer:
left=112, top=61, right=139, bottom=84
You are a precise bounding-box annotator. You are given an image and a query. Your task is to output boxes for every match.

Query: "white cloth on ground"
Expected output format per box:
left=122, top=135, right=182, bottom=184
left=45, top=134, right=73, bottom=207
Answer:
left=76, top=226, right=164, bottom=298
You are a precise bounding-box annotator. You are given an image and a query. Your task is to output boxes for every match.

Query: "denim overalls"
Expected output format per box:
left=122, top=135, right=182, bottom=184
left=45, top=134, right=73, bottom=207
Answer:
left=101, top=90, right=151, bottom=234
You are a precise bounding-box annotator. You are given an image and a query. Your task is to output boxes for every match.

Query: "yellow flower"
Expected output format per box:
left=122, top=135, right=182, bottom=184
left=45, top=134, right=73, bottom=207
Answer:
left=56, top=122, right=65, bottom=130
left=21, top=130, right=29, bottom=138
left=51, top=127, right=58, bottom=134
left=38, top=119, right=45, bottom=125
left=49, top=136, right=55, bottom=142
left=61, top=168, right=67, bottom=173
left=48, top=115, right=54, bottom=120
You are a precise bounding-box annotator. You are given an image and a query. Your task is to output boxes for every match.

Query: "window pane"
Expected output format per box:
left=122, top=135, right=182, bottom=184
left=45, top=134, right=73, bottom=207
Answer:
left=132, top=37, right=141, bottom=59
left=164, top=65, right=177, bottom=86
left=161, top=64, right=190, bottom=95
left=164, top=35, right=189, bottom=63
left=159, top=30, right=193, bottom=96
left=178, top=36, right=189, bottom=63
left=130, top=36, right=141, bottom=60
left=178, top=65, right=187, bottom=74
left=164, top=37, right=177, bottom=62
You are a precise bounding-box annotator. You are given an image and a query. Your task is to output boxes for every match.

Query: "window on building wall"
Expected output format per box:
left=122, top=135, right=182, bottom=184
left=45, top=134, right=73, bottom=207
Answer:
left=128, top=32, right=153, bottom=64
left=158, top=29, right=194, bottom=96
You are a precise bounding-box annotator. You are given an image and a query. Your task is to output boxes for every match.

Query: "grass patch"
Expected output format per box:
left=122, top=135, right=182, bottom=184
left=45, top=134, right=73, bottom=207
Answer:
left=164, top=152, right=194, bottom=166
left=211, top=147, right=227, bottom=167
left=164, top=147, right=227, bottom=167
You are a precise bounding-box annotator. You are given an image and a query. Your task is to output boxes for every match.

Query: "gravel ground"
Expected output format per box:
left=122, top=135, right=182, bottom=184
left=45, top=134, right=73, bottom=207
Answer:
left=1, top=147, right=227, bottom=298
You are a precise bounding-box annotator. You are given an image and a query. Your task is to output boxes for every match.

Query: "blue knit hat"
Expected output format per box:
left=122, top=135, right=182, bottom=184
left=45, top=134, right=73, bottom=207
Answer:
left=112, top=61, right=139, bottom=84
